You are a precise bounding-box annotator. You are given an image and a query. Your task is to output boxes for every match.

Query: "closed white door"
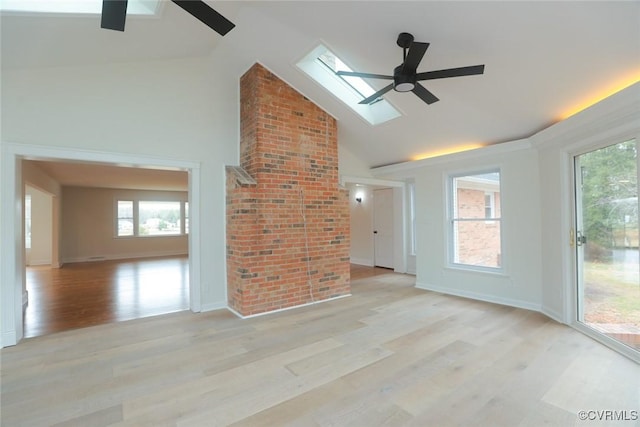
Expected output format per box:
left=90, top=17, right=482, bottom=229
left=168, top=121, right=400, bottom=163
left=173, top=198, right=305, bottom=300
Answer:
left=373, top=188, right=394, bottom=269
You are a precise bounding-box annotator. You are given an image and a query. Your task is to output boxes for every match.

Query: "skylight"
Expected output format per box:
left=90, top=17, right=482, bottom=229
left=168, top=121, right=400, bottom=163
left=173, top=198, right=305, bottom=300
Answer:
left=297, top=45, right=401, bottom=126
left=0, top=0, right=159, bottom=16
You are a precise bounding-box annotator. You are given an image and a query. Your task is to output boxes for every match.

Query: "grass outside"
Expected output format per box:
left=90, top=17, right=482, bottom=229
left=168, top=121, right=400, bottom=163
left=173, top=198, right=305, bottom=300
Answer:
left=584, top=260, right=640, bottom=327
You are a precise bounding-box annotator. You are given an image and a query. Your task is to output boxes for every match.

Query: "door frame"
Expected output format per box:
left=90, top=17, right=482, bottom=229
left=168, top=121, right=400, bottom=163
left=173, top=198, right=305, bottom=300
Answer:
left=373, top=187, right=394, bottom=269
left=1, top=142, right=201, bottom=347
left=568, top=134, right=640, bottom=363
left=341, top=175, right=406, bottom=273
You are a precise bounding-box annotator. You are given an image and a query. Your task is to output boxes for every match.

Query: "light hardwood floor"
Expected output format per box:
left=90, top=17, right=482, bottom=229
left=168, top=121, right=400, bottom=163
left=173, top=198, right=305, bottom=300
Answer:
left=2, top=270, right=639, bottom=426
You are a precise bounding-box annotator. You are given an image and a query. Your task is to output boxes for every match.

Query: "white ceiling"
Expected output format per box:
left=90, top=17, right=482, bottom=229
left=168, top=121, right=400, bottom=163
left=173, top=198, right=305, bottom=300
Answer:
left=3, top=1, right=640, bottom=173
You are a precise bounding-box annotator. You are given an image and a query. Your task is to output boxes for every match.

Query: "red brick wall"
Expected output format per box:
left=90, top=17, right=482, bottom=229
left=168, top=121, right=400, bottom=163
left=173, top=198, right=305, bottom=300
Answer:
left=226, top=63, right=350, bottom=316
left=455, top=188, right=501, bottom=267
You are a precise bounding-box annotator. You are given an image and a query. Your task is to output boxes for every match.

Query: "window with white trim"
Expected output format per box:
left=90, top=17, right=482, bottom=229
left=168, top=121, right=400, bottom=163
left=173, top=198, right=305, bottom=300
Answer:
left=408, top=182, right=417, bottom=255
left=116, top=199, right=187, bottom=237
left=184, top=202, right=189, bottom=235
left=449, top=170, right=502, bottom=270
left=117, top=200, right=134, bottom=237
left=25, top=194, right=32, bottom=249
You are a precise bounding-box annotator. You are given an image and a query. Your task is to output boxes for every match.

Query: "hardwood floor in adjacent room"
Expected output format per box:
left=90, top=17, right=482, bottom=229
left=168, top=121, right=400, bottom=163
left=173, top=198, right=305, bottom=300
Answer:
left=23, top=260, right=381, bottom=338
left=3, top=268, right=638, bottom=426
left=23, top=256, right=190, bottom=338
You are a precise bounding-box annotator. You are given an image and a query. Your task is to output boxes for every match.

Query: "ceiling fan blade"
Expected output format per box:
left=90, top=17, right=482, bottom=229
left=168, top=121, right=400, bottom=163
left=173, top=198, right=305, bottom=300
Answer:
left=359, top=84, right=394, bottom=105
left=101, top=0, right=128, bottom=31
left=412, top=83, right=439, bottom=105
left=171, top=0, right=235, bottom=36
left=336, top=71, right=393, bottom=80
left=402, top=42, right=429, bottom=74
left=416, top=65, right=485, bottom=81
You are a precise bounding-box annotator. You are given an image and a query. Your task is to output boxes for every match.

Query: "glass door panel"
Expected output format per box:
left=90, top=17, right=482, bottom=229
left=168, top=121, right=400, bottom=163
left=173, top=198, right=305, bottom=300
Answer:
left=575, top=139, right=639, bottom=351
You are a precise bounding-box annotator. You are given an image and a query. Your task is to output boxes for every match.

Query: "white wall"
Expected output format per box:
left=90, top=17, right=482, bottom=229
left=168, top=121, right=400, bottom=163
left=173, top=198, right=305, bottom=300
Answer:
left=373, top=83, right=640, bottom=324
left=347, top=184, right=374, bottom=266
left=1, top=55, right=239, bottom=345
left=411, top=142, right=542, bottom=310
left=61, top=187, right=188, bottom=263
left=339, top=145, right=374, bottom=179
left=532, top=82, right=640, bottom=324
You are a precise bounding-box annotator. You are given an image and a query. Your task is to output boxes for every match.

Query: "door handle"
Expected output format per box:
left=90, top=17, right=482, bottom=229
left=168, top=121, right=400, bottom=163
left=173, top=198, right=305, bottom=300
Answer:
left=576, top=230, right=587, bottom=246
left=373, top=230, right=378, bottom=234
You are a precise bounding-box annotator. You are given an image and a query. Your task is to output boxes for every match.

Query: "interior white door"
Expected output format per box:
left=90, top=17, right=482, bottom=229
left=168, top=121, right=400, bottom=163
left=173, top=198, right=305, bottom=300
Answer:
left=373, top=188, right=394, bottom=269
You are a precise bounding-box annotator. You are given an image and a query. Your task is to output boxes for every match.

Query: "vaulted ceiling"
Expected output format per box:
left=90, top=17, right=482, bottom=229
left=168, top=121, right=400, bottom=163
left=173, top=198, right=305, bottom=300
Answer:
left=3, top=1, right=639, bottom=170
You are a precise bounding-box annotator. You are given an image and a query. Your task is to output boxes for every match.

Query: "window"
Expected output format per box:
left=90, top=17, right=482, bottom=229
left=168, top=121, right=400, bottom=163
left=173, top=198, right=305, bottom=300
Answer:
left=116, top=199, right=187, bottom=238
left=297, top=45, right=401, bottom=125
left=0, top=0, right=160, bottom=15
left=184, top=202, right=189, bottom=235
left=484, top=191, right=496, bottom=222
left=317, top=51, right=377, bottom=100
left=139, top=201, right=181, bottom=236
left=449, top=171, right=502, bottom=270
left=408, top=182, right=417, bottom=255
left=117, top=200, right=134, bottom=237
left=25, top=194, right=32, bottom=249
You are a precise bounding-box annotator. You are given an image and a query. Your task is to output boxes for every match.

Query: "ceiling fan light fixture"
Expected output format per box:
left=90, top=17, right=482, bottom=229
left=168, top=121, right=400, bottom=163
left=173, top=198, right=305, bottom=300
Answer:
left=393, top=64, right=416, bottom=92
left=395, top=82, right=415, bottom=92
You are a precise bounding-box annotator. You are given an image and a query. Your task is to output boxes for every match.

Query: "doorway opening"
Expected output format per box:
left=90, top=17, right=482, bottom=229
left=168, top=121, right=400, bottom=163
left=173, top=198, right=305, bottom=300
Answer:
left=574, top=138, right=639, bottom=353
left=23, top=159, right=192, bottom=338
left=342, top=176, right=406, bottom=273
left=1, top=144, right=201, bottom=347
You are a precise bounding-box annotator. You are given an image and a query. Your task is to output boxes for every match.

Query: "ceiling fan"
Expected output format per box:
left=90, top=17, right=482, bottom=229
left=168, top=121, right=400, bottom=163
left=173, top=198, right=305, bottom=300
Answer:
left=338, top=32, right=484, bottom=105
left=100, top=0, right=235, bottom=36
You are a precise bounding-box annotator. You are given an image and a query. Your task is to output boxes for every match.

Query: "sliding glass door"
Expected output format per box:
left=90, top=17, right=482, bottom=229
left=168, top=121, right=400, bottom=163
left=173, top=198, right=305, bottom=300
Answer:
left=574, top=139, right=639, bottom=352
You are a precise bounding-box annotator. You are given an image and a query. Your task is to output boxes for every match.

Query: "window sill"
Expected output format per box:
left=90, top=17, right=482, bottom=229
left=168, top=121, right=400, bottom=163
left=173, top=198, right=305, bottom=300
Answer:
left=114, top=234, right=187, bottom=239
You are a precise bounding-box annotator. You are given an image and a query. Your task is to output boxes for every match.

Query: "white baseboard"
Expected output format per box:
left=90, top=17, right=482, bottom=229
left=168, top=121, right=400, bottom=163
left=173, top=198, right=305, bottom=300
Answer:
left=200, top=301, right=228, bottom=312
left=540, top=306, right=565, bottom=324
left=2, top=330, right=17, bottom=348
left=227, top=293, right=352, bottom=319
left=350, top=257, right=373, bottom=267
left=28, top=259, right=52, bottom=266
left=62, top=251, right=188, bottom=264
left=415, top=281, right=541, bottom=313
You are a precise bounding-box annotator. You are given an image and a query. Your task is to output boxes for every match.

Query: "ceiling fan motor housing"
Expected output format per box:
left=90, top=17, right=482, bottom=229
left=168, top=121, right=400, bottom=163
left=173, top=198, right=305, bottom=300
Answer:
left=393, top=65, right=416, bottom=92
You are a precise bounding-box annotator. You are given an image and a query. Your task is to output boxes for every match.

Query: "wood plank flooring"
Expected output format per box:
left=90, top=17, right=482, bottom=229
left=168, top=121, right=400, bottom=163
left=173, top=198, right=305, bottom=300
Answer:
left=23, top=256, right=189, bottom=338
left=3, top=270, right=639, bottom=426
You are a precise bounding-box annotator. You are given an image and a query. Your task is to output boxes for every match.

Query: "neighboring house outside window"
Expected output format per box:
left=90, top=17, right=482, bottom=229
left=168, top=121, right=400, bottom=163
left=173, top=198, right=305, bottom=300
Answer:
left=449, top=171, right=502, bottom=270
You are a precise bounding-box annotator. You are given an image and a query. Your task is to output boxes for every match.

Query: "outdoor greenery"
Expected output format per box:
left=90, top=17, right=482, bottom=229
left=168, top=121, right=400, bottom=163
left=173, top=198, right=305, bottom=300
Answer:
left=584, top=261, right=640, bottom=326
left=580, top=140, right=638, bottom=260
